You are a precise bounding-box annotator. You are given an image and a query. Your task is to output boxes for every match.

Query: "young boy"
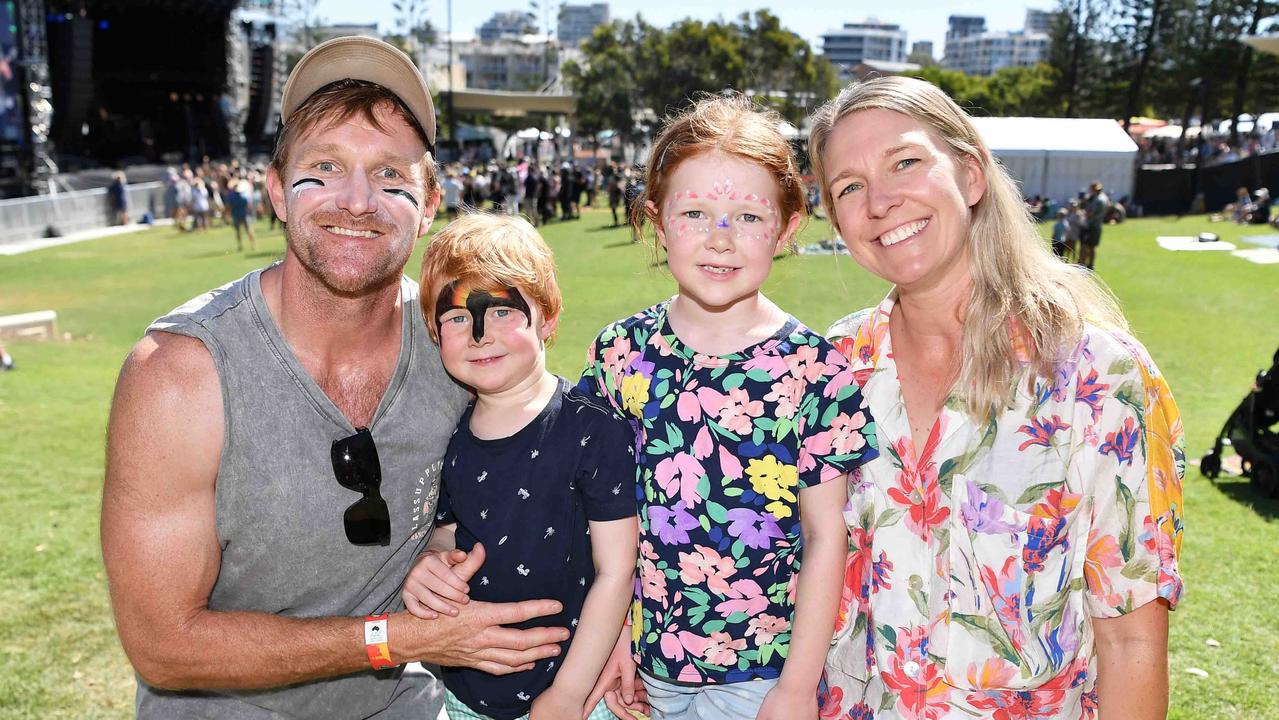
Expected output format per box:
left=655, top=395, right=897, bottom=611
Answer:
left=412, top=214, right=638, bottom=720
left=1051, top=207, right=1070, bottom=259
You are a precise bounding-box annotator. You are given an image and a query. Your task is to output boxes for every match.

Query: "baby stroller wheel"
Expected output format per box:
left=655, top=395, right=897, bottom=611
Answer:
left=1200, top=452, right=1221, bottom=479
left=1251, top=462, right=1277, bottom=497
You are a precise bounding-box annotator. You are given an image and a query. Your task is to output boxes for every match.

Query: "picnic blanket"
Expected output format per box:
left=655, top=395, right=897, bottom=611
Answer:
left=1156, top=236, right=1237, bottom=251
left=1231, top=248, right=1279, bottom=265
left=1240, top=234, right=1279, bottom=248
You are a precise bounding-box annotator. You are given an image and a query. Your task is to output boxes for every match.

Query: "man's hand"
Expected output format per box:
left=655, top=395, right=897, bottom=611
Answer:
left=396, top=542, right=569, bottom=675
left=392, top=594, right=569, bottom=676
left=403, top=543, right=481, bottom=619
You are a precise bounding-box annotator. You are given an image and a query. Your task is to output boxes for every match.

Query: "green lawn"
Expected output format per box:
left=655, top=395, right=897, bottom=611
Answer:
left=0, top=209, right=1275, bottom=718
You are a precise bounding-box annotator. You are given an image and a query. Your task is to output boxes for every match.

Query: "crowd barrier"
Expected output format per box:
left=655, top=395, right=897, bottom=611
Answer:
left=1135, top=152, right=1279, bottom=215
left=0, top=182, right=165, bottom=245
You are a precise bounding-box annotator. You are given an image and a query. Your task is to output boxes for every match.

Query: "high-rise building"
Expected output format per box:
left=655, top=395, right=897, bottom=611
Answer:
left=478, top=10, right=537, bottom=41
left=558, top=3, right=609, bottom=46
left=943, top=14, right=986, bottom=66
left=456, top=36, right=556, bottom=90
left=910, top=40, right=935, bottom=64
left=941, top=13, right=1048, bottom=76
left=943, top=30, right=1049, bottom=76
left=1024, top=8, right=1053, bottom=34
left=822, top=19, right=908, bottom=80
left=947, top=15, right=987, bottom=41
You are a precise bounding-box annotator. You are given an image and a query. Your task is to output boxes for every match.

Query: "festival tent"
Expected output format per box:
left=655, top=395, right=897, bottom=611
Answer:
left=969, top=117, right=1139, bottom=204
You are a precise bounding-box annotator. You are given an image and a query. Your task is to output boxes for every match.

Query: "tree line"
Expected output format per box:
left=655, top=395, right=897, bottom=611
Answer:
left=561, top=11, right=839, bottom=151
left=1048, top=0, right=1277, bottom=142
left=566, top=2, right=1278, bottom=144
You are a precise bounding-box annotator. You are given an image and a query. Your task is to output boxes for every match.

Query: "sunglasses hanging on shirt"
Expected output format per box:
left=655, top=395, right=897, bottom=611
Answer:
left=331, top=427, right=391, bottom=546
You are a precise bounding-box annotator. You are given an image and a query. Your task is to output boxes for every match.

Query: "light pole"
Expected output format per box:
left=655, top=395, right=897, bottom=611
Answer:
left=446, top=0, right=455, bottom=152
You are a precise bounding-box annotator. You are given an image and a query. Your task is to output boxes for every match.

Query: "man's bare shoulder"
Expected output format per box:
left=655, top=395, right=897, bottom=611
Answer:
left=119, top=331, right=218, bottom=398
left=110, top=331, right=223, bottom=483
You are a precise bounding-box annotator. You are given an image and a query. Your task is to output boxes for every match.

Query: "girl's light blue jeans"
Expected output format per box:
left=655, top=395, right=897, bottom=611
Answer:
left=640, top=672, right=778, bottom=720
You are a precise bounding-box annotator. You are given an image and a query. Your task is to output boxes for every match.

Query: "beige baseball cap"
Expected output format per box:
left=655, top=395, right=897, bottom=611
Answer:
left=280, top=35, right=436, bottom=149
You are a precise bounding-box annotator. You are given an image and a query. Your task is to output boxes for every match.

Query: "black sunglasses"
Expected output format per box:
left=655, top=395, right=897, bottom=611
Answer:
left=331, top=427, right=391, bottom=546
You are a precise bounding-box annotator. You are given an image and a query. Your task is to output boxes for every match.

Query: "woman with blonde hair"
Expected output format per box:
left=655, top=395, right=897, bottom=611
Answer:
left=807, top=76, right=1185, bottom=719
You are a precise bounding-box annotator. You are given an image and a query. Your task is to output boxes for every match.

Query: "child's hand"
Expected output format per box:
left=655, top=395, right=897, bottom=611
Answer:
left=401, top=544, right=484, bottom=619
left=756, top=680, right=817, bottom=720
left=529, top=684, right=585, bottom=720
left=586, top=627, right=648, bottom=719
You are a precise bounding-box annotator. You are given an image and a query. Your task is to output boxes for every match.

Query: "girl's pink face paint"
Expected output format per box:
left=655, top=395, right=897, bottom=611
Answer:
left=662, top=174, right=781, bottom=245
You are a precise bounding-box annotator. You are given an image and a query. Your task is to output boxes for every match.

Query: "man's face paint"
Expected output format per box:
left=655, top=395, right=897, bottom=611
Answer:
left=382, top=188, right=420, bottom=209
left=292, top=177, right=325, bottom=198
left=292, top=177, right=420, bottom=209
left=435, top=281, right=532, bottom=342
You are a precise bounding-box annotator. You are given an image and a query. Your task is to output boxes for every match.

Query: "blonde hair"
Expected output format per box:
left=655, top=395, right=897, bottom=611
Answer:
left=419, top=212, right=562, bottom=343
left=634, top=94, right=806, bottom=255
left=808, top=76, right=1126, bottom=421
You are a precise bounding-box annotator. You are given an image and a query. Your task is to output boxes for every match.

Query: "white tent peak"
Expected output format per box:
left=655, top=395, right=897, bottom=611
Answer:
left=970, top=117, right=1138, bottom=155
left=968, top=117, right=1138, bottom=203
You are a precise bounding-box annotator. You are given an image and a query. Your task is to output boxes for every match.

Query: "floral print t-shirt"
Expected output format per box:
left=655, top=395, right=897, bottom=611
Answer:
left=579, top=299, right=879, bottom=685
left=819, top=292, right=1185, bottom=720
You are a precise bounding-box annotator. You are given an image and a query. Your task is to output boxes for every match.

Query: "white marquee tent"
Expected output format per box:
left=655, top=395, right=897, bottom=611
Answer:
left=969, top=117, right=1138, bottom=204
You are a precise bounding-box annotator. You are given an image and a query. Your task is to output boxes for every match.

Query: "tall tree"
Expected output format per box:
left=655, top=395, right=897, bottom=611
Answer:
left=1228, top=0, right=1274, bottom=144
left=283, top=0, right=324, bottom=51
left=392, top=0, right=437, bottom=55
left=645, top=19, right=747, bottom=116
left=1117, top=0, right=1169, bottom=131
left=561, top=22, right=643, bottom=153
left=735, top=10, right=839, bottom=125
left=1046, top=0, right=1111, bottom=116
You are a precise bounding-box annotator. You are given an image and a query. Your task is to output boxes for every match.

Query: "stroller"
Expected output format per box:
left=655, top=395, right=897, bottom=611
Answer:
left=1201, top=346, right=1279, bottom=496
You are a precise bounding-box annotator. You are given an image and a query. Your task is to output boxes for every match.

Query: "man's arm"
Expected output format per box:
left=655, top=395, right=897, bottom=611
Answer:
left=1093, top=600, right=1170, bottom=720
left=102, top=333, right=569, bottom=690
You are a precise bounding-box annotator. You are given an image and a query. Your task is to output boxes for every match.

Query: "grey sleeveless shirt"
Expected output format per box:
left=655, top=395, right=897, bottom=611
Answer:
left=136, top=268, right=469, bottom=719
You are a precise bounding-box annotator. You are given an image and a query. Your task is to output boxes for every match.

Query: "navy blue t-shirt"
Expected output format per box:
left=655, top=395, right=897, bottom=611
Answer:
left=436, top=377, right=638, bottom=719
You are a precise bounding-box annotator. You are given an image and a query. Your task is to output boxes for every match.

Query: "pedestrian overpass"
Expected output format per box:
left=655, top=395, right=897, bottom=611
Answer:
left=443, top=89, right=577, bottom=117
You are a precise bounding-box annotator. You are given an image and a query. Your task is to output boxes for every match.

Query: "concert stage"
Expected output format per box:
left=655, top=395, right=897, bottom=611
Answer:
left=1, top=0, right=279, bottom=198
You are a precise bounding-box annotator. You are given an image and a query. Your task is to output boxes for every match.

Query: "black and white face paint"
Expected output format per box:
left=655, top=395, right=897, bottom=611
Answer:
left=291, top=177, right=325, bottom=198
left=434, top=281, right=532, bottom=343
left=382, top=188, right=420, bottom=209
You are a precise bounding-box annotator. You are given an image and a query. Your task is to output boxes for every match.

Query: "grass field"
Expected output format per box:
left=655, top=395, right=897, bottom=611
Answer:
left=1, top=209, right=1276, bottom=718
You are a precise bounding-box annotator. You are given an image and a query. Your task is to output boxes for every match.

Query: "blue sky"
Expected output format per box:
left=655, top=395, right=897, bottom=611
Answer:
left=314, top=0, right=1044, bottom=54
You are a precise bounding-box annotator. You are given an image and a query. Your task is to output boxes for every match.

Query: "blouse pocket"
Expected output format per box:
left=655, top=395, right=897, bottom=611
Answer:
left=944, top=474, right=1083, bottom=691
left=827, top=478, right=880, bottom=683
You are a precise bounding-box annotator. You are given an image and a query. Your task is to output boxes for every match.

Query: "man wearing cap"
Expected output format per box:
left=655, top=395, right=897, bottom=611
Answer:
left=102, top=37, right=569, bottom=719
left=1080, top=180, right=1110, bottom=270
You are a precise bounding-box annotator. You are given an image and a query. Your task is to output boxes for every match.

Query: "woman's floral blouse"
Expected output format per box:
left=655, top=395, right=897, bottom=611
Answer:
left=819, top=292, right=1184, bottom=720
left=579, top=299, right=878, bottom=684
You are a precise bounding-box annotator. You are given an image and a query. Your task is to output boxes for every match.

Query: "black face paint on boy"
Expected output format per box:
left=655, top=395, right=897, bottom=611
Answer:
left=435, top=282, right=532, bottom=342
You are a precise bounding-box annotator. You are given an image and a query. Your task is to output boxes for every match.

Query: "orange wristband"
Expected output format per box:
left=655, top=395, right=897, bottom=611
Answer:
left=364, top=614, right=394, bottom=670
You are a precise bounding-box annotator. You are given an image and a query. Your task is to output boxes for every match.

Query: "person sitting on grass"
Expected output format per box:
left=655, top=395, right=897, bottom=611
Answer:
left=1246, top=188, right=1271, bottom=225
left=413, top=213, right=640, bottom=720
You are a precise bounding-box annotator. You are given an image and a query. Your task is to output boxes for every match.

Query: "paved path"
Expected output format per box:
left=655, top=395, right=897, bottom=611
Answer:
left=0, top=220, right=173, bottom=256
